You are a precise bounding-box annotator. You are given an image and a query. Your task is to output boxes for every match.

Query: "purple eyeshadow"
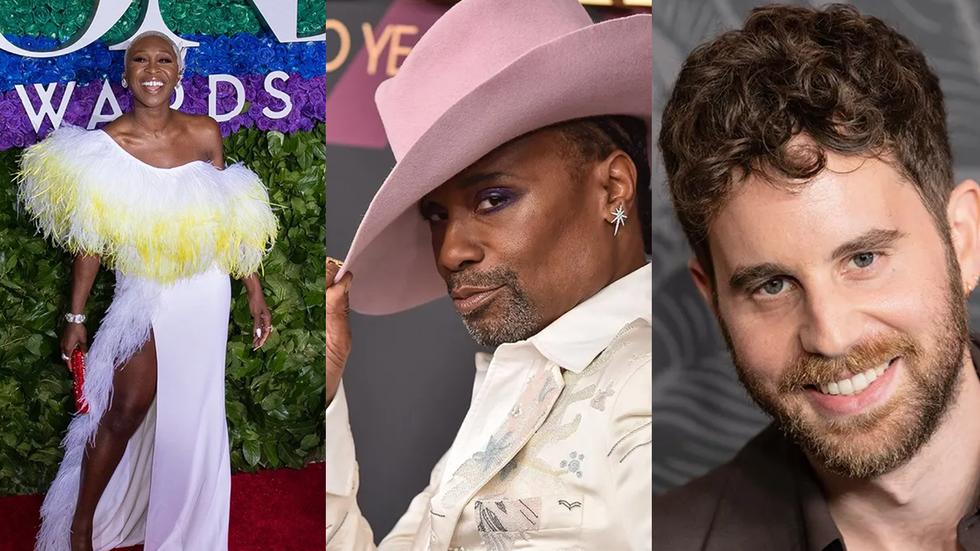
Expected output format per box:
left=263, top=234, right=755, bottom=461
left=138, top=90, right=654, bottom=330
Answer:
left=476, top=187, right=518, bottom=214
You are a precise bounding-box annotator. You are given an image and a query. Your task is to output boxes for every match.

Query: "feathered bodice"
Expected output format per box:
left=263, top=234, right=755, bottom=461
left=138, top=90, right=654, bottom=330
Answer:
left=17, top=125, right=278, bottom=283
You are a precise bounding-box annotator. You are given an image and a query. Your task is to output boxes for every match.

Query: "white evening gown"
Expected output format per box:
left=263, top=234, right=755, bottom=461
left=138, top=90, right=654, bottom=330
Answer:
left=18, top=124, right=278, bottom=551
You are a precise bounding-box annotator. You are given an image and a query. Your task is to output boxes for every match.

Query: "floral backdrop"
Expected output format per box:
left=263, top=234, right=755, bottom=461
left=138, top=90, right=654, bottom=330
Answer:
left=0, top=0, right=327, bottom=496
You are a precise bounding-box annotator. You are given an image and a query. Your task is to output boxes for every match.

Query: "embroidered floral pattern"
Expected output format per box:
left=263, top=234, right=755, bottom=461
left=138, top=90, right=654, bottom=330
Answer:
left=475, top=498, right=542, bottom=551
left=590, top=383, right=615, bottom=411
left=440, top=368, right=562, bottom=509
left=559, top=451, right=585, bottom=478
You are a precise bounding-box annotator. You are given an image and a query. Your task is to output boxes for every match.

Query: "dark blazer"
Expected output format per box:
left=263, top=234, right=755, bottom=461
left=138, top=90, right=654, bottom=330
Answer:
left=653, top=340, right=980, bottom=551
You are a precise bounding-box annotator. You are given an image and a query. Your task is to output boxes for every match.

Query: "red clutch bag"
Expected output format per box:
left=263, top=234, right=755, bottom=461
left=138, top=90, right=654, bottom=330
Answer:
left=70, top=349, right=89, bottom=414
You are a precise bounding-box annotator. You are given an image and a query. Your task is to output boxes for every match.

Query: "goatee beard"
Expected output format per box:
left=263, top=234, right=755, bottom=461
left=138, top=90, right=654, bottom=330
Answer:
left=447, top=267, right=540, bottom=347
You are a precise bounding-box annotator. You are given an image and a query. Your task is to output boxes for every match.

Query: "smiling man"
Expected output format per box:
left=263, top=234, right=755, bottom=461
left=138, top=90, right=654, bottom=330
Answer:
left=323, top=0, right=653, bottom=549
left=652, top=4, right=980, bottom=551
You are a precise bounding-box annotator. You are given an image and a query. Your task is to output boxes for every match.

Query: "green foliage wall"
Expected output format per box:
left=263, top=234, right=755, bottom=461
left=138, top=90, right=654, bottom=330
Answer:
left=0, top=122, right=326, bottom=497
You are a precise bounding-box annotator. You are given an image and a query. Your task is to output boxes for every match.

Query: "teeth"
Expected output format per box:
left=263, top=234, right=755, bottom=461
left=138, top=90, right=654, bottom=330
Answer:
left=141, top=81, right=163, bottom=87
left=816, top=360, right=892, bottom=396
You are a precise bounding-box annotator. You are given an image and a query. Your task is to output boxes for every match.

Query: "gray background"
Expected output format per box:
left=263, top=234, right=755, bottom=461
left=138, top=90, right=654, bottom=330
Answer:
left=325, top=0, right=980, bottom=540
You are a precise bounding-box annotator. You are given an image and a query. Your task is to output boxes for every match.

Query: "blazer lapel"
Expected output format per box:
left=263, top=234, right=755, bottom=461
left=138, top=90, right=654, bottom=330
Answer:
left=425, top=363, right=565, bottom=550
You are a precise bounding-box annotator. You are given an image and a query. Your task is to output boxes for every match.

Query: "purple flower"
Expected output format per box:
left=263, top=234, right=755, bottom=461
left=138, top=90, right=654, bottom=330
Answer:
left=299, top=101, right=315, bottom=119
left=313, top=97, right=326, bottom=121
left=219, top=94, right=239, bottom=113
left=245, top=74, right=263, bottom=89
left=0, top=99, right=18, bottom=118
left=11, top=130, right=27, bottom=148
left=285, top=73, right=302, bottom=94
left=65, top=101, right=90, bottom=125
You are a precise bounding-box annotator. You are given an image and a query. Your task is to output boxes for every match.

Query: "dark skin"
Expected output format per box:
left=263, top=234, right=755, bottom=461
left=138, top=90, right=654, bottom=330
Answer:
left=64, top=35, right=271, bottom=551
left=324, top=127, right=647, bottom=405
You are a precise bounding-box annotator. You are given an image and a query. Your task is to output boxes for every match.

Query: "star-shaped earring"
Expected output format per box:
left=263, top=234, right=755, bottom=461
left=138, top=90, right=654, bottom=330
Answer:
left=611, top=204, right=627, bottom=236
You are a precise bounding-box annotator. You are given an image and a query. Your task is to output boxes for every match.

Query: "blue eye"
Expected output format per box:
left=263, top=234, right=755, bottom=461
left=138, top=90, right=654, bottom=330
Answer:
left=756, top=278, right=789, bottom=297
left=851, top=252, right=876, bottom=269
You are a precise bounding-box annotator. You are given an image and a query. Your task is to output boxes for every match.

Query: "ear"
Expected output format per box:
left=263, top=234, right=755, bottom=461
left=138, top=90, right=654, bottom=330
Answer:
left=948, top=179, right=980, bottom=293
left=598, top=150, right=638, bottom=219
left=688, top=256, right=717, bottom=315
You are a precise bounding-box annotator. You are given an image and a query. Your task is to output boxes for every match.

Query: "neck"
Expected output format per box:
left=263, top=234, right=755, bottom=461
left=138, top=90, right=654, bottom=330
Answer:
left=129, top=101, right=174, bottom=136
left=817, top=350, right=980, bottom=551
left=613, top=236, right=648, bottom=283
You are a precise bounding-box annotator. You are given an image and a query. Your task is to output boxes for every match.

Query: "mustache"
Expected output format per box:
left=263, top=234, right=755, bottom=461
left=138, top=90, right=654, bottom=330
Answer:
left=445, top=266, right=520, bottom=295
left=778, top=333, right=920, bottom=392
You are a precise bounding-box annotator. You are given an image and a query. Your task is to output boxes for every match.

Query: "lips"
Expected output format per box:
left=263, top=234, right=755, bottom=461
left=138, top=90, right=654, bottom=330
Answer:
left=451, top=285, right=503, bottom=313
left=140, top=79, right=165, bottom=93
left=804, top=356, right=904, bottom=417
left=815, top=358, right=898, bottom=396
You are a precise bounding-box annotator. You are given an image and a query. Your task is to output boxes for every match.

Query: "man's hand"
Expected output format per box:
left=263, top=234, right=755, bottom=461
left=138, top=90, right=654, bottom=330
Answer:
left=326, top=259, right=353, bottom=406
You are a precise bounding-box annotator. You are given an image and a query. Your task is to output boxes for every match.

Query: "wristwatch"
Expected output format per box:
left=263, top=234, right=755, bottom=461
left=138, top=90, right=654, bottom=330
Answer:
left=64, top=312, right=86, bottom=324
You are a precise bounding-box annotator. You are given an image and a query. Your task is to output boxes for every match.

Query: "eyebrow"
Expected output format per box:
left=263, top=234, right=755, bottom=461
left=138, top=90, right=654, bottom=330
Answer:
left=419, top=171, right=513, bottom=210
left=829, top=228, right=905, bottom=262
left=457, top=171, right=511, bottom=190
left=729, top=262, right=791, bottom=291
left=130, top=48, right=174, bottom=56
left=727, top=227, right=906, bottom=291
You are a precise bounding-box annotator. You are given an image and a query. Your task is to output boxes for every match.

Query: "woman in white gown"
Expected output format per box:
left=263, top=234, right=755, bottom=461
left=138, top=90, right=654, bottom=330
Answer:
left=17, top=31, right=278, bottom=551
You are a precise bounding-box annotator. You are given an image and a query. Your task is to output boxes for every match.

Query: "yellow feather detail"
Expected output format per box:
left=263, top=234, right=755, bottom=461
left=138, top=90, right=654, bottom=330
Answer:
left=17, top=127, right=279, bottom=284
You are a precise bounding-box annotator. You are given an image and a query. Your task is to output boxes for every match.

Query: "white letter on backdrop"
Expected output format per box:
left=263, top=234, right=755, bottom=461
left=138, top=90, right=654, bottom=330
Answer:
left=262, top=71, right=292, bottom=120
left=87, top=80, right=122, bottom=129
left=16, top=82, right=76, bottom=132
left=209, top=74, right=245, bottom=122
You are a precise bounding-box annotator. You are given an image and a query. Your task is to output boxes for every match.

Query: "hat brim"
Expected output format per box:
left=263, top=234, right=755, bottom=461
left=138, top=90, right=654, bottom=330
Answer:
left=337, top=14, right=654, bottom=315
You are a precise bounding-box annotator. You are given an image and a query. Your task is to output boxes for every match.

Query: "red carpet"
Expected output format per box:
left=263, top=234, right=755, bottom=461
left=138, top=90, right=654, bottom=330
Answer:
left=0, top=462, right=325, bottom=551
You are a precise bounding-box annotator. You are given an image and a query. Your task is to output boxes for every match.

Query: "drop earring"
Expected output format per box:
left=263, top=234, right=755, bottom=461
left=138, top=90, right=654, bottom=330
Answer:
left=610, top=204, right=627, bottom=236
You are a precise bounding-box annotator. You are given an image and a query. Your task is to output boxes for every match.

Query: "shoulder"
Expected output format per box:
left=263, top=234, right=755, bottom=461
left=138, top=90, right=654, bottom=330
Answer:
left=652, top=426, right=801, bottom=549
left=100, top=114, right=132, bottom=138
left=652, top=461, right=735, bottom=550
left=181, top=112, right=222, bottom=147
left=593, top=318, right=652, bottom=398
left=175, top=113, right=223, bottom=165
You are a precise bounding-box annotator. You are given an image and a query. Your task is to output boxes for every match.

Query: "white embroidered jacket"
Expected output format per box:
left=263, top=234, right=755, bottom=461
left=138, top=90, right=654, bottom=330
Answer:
left=325, top=264, right=653, bottom=551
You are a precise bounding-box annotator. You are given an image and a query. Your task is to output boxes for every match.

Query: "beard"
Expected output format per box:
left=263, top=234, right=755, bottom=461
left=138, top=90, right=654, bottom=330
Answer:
left=720, top=248, right=971, bottom=478
left=447, top=266, right=541, bottom=347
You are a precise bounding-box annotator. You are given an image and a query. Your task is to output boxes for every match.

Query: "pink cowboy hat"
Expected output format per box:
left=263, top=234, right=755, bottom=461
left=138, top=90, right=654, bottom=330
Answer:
left=336, top=0, right=653, bottom=315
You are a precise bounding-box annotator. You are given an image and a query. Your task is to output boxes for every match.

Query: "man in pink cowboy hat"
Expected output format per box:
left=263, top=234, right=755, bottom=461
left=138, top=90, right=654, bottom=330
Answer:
left=323, top=0, right=653, bottom=549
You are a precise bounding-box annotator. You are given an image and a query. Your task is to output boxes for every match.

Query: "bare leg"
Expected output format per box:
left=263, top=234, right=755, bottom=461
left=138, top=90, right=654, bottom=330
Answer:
left=70, top=332, right=157, bottom=551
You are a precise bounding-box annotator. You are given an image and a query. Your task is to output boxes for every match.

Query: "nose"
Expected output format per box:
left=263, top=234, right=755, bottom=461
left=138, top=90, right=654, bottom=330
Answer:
left=798, top=284, right=863, bottom=358
left=434, top=214, right=483, bottom=274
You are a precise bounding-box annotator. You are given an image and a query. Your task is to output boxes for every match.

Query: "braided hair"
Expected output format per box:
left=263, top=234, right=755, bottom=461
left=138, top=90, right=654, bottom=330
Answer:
left=552, top=115, right=652, bottom=255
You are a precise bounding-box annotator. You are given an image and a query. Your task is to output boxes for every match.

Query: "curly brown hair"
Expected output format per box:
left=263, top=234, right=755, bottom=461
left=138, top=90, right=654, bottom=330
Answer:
left=659, top=3, right=953, bottom=280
